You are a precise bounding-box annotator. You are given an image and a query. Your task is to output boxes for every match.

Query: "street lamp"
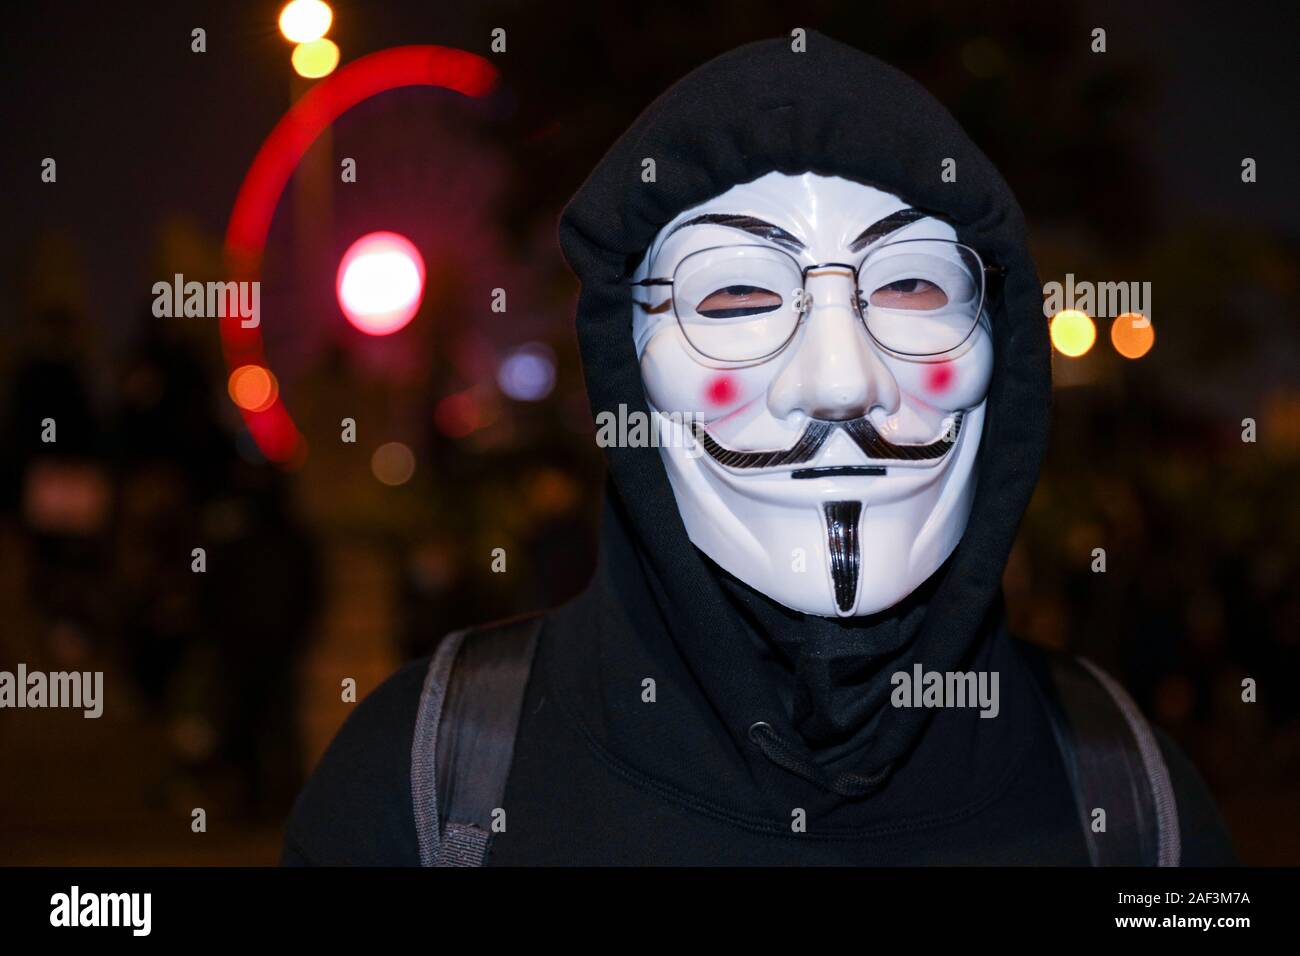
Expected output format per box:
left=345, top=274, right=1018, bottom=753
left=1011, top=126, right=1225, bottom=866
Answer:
left=278, top=0, right=333, bottom=43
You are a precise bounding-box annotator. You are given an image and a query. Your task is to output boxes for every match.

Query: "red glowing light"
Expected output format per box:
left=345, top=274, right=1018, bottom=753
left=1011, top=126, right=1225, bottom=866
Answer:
left=336, top=232, right=425, bottom=335
left=220, top=45, right=499, bottom=463
left=435, top=391, right=481, bottom=438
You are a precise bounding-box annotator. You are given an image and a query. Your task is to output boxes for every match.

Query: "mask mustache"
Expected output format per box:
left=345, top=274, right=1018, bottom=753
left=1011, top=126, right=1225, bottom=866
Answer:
left=692, top=413, right=963, bottom=469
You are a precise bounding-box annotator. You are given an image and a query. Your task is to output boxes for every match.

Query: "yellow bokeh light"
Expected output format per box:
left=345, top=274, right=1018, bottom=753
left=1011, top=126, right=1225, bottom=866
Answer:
left=291, top=38, right=340, bottom=79
left=279, top=0, right=333, bottom=44
left=1050, top=309, right=1096, bottom=358
left=1110, top=312, right=1155, bottom=359
left=228, top=365, right=278, bottom=412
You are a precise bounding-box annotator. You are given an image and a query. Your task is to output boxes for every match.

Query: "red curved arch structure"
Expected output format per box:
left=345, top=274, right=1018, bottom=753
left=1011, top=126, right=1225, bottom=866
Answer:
left=222, top=45, right=498, bottom=463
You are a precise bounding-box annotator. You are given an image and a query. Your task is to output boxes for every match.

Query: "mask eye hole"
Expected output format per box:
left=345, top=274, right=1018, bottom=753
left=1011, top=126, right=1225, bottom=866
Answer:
left=695, top=285, right=783, bottom=319
left=867, top=278, right=948, bottom=311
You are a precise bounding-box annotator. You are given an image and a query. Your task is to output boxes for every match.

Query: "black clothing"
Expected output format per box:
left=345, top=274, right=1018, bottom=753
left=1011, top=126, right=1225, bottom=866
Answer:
left=283, top=33, right=1235, bottom=865
left=282, top=631, right=1234, bottom=865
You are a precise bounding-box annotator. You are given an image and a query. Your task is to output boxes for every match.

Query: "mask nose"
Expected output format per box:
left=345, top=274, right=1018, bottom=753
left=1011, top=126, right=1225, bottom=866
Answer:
left=767, top=268, right=901, bottom=422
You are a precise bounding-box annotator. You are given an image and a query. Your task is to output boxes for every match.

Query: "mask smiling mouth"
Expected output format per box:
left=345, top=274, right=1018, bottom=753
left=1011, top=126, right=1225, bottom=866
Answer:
left=690, top=412, right=963, bottom=473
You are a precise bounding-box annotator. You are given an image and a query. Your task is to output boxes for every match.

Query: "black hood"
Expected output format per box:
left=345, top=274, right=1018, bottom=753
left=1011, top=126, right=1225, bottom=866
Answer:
left=545, top=33, right=1051, bottom=823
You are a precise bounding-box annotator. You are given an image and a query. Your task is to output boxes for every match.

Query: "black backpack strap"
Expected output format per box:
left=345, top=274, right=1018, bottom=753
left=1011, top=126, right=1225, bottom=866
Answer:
left=410, top=615, right=541, bottom=867
left=1026, top=645, right=1181, bottom=866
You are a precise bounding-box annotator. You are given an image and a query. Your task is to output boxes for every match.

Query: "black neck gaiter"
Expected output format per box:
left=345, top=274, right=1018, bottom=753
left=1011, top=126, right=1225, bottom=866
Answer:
left=714, top=557, right=942, bottom=766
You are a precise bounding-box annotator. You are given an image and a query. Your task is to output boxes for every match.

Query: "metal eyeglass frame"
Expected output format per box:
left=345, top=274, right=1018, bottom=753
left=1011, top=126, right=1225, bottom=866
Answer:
left=630, top=240, right=1007, bottom=367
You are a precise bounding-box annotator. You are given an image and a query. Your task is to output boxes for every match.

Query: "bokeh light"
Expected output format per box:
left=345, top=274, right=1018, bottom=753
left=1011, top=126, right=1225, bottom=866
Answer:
left=279, top=1, right=333, bottom=43
left=1110, top=312, right=1155, bottom=359
left=370, top=442, right=416, bottom=486
left=222, top=45, right=499, bottom=463
left=1049, top=309, right=1096, bottom=358
left=434, top=391, right=482, bottom=438
left=497, top=343, right=557, bottom=401
left=227, top=364, right=279, bottom=412
left=336, top=231, right=426, bottom=335
left=291, top=38, right=340, bottom=79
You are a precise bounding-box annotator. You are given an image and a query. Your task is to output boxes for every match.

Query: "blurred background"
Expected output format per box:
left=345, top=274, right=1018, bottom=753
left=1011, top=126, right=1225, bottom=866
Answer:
left=0, top=0, right=1296, bottom=864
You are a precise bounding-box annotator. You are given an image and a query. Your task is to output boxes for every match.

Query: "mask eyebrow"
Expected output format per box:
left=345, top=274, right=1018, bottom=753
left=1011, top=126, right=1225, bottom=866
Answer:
left=847, top=209, right=927, bottom=253
left=663, top=213, right=805, bottom=253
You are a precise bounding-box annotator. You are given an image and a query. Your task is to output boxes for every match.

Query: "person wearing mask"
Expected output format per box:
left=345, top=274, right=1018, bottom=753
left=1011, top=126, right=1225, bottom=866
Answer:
left=283, top=33, right=1234, bottom=867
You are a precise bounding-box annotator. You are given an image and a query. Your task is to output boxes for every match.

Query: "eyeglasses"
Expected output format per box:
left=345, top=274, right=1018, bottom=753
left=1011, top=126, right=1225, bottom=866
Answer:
left=631, top=239, right=1003, bottom=365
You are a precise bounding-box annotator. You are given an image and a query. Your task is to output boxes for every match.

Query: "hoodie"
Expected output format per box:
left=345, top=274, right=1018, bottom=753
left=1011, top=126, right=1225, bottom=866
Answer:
left=282, top=33, right=1235, bottom=866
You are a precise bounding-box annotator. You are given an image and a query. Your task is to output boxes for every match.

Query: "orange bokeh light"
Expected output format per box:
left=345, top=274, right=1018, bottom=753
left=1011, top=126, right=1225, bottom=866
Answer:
left=1111, top=312, right=1155, bottom=359
left=371, top=442, right=416, bottom=486
left=228, top=365, right=279, bottom=412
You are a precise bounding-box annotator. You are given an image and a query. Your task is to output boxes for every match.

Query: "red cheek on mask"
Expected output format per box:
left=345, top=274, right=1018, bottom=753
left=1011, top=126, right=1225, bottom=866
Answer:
left=705, top=374, right=739, bottom=407
left=923, top=363, right=955, bottom=394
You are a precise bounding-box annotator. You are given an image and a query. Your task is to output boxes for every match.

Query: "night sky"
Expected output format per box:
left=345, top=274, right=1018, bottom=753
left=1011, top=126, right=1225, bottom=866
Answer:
left=4, top=1, right=1297, bottom=346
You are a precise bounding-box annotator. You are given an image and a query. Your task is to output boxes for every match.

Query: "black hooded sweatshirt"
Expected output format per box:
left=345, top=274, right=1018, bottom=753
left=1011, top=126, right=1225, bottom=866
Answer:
left=283, top=34, right=1235, bottom=866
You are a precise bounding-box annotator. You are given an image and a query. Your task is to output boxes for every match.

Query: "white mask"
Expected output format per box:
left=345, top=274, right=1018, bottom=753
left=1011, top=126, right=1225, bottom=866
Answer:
left=631, top=172, right=995, bottom=618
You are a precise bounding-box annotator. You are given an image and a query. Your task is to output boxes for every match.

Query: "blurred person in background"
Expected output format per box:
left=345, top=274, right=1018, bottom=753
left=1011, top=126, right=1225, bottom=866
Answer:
left=203, top=461, right=323, bottom=821
left=3, top=305, right=110, bottom=663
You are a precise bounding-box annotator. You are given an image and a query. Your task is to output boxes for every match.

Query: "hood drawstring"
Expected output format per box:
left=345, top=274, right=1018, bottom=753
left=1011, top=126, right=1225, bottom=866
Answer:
left=748, top=721, right=893, bottom=798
